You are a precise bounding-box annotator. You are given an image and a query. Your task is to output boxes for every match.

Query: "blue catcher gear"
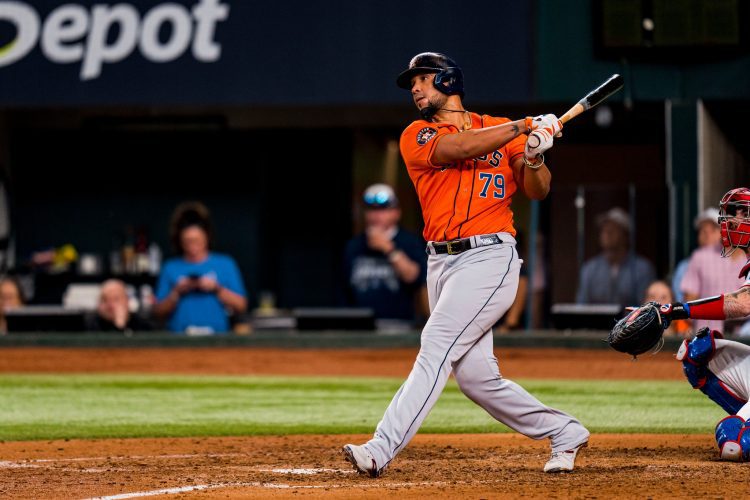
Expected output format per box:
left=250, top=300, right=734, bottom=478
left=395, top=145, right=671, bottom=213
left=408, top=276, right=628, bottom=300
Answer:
left=677, top=328, right=746, bottom=414
left=396, top=52, right=464, bottom=97
left=715, top=416, right=750, bottom=461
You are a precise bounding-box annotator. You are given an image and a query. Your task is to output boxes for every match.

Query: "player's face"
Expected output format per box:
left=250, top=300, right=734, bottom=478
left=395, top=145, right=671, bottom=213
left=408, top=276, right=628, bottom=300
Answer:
left=724, top=204, right=749, bottom=232
left=409, top=73, right=446, bottom=111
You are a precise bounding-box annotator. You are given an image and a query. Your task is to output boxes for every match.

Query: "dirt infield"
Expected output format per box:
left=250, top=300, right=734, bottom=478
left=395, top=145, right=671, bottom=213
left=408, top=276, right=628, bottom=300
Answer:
left=0, top=346, right=684, bottom=379
left=2, top=434, right=748, bottom=499
left=2, top=346, right=745, bottom=499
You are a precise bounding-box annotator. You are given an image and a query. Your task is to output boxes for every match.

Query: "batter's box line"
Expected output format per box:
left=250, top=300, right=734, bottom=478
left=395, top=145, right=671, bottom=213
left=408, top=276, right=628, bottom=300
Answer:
left=82, top=480, right=458, bottom=500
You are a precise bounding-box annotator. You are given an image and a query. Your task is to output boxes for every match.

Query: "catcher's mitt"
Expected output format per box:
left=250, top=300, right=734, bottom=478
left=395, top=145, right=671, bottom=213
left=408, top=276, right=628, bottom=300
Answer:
left=608, top=301, right=666, bottom=356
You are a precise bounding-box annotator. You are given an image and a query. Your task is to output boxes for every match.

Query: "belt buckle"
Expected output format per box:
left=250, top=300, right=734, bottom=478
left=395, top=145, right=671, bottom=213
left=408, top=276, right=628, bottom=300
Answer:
left=446, top=239, right=462, bottom=255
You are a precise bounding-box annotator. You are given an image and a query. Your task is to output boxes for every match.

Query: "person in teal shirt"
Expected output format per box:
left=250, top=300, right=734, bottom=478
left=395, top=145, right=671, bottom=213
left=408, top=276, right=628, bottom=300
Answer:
left=154, top=202, right=248, bottom=334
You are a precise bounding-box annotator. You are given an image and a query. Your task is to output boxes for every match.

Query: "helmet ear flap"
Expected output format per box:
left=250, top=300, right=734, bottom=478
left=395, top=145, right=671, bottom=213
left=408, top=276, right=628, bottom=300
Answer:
left=433, top=67, right=464, bottom=97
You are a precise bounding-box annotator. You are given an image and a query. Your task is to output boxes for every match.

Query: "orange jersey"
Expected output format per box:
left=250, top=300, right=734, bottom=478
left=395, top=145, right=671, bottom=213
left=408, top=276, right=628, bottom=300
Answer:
left=399, top=113, right=527, bottom=242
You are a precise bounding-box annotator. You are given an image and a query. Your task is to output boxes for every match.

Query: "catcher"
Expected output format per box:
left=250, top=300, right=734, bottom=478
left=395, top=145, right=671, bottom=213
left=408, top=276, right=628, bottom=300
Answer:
left=609, top=187, right=750, bottom=461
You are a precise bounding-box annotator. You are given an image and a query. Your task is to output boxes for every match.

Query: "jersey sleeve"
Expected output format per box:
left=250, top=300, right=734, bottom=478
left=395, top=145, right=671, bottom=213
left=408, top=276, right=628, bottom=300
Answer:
left=505, top=133, right=527, bottom=164
left=399, top=120, right=458, bottom=171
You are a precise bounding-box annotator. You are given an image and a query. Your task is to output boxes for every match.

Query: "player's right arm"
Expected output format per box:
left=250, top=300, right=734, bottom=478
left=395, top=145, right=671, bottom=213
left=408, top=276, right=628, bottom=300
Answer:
left=431, top=119, right=529, bottom=165
left=431, top=114, right=562, bottom=165
left=724, top=286, right=750, bottom=319
left=660, top=286, right=750, bottom=323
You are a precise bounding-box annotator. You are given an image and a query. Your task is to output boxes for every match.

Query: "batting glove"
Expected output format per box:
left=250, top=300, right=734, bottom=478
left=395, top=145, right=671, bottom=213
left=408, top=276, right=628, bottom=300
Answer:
left=527, top=114, right=563, bottom=137
left=524, top=129, right=554, bottom=161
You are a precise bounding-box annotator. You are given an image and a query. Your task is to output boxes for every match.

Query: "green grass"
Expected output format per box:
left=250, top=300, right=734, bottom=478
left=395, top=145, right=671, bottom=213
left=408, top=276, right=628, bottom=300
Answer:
left=0, top=374, right=725, bottom=441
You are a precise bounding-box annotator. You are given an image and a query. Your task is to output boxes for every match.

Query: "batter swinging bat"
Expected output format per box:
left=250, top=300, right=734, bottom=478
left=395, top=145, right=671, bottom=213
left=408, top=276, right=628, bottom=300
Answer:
left=559, top=74, right=624, bottom=124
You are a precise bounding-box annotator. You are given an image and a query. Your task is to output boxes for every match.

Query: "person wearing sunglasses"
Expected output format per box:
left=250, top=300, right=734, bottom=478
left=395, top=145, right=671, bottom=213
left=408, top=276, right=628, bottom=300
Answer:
left=341, top=183, right=427, bottom=326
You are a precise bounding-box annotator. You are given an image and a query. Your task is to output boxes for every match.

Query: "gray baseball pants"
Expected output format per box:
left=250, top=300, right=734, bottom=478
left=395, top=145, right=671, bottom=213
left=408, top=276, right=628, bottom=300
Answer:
left=364, top=234, right=589, bottom=470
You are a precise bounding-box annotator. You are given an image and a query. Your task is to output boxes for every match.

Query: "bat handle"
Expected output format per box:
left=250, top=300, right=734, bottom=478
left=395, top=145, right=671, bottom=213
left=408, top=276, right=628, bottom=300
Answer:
left=559, top=103, right=585, bottom=125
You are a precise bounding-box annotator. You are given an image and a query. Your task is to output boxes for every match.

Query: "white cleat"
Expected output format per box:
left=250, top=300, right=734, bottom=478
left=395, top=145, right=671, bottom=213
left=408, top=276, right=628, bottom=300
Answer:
left=342, top=444, right=382, bottom=478
left=544, top=442, right=587, bottom=473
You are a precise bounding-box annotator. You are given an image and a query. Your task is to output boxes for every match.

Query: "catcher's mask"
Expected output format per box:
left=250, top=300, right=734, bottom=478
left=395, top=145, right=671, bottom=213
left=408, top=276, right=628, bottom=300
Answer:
left=719, top=187, right=750, bottom=257
left=396, top=52, right=464, bottom=98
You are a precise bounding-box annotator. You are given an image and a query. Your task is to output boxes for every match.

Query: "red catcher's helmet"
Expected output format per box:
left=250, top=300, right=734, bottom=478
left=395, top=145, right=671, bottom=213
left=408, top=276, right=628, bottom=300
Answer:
left=719, top=187, right=750, bottom=257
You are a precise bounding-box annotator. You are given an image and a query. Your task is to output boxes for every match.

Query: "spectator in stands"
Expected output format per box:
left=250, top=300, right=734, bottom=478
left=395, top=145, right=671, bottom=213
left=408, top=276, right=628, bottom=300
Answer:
left=0, top=276, right=25, bottom=333
left=643, top=279, right=689, bottom=337
left=342, top=183, right=428, bottom=326
left=680, top=206, right=746, bottom=334
left=86, top=279, right=152, bottom=333
left=153, top=201, right=248, bottom=334
left=671, top=208, right=721, bottom=302
left=576, top=207, right=655, bottom=309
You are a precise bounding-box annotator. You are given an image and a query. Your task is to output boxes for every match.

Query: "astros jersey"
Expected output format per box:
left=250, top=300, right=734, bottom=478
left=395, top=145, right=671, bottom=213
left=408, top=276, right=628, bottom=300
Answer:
left=400, top=113, right=526, bottom=242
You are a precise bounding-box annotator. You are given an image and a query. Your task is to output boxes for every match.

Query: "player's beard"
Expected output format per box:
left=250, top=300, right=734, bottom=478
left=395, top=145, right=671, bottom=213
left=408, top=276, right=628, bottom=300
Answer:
left=419, top=94, right=448, bottom=121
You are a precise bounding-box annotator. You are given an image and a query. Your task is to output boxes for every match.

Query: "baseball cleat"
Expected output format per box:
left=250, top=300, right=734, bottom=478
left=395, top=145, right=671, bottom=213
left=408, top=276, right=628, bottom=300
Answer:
left=342, top=444, right=381, bottom=478
left=543, top=441, right=587, bottom=473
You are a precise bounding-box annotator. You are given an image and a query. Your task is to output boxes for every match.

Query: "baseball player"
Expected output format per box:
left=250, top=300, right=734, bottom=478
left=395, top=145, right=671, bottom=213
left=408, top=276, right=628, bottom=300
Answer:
left=342, top=52, right=589, bottom=476
left=653, top=187, right=750, bottom=461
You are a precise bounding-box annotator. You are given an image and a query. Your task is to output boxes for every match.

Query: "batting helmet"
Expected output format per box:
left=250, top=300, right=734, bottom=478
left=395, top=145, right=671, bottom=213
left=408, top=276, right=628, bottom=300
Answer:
left=719, top=187, right=750, bottom=257
left=396, top=52, right=464, bottom=97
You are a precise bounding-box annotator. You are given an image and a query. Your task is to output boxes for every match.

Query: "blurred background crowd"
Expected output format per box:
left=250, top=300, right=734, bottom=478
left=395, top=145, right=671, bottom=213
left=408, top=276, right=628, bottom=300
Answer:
left=0, top=0, right=748, bottom=337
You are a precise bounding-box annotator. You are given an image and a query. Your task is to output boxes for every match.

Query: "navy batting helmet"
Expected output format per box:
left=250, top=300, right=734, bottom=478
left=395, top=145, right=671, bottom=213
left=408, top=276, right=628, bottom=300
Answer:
left=396, top=52, right=464, bottom=97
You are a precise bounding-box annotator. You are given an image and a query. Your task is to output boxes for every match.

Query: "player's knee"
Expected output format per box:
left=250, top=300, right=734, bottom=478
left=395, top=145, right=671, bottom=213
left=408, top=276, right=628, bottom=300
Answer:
left=715, top=415, right=750, bottom=462
left=677, top=327, right=722, bottom=366
left=681, top=359, right=707, bottom=389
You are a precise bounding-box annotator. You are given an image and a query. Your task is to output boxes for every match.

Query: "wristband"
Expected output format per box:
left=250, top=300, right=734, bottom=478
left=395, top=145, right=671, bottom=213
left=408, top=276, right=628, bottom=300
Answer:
left=524, top=116, right=533, bottom=133
left=387, top=249, right=403, bottom=262
left=523, top=154, right=544, bottom=170
left=662, top=302, right=690, bottom=320
left=686, top=295, right=726, bottom=320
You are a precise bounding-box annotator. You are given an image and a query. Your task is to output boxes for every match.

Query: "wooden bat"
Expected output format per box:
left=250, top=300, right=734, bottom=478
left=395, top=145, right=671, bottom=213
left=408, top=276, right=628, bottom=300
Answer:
left=559, top=74, right=624, bottom=124
left=526, top=74, right=624, bottom=149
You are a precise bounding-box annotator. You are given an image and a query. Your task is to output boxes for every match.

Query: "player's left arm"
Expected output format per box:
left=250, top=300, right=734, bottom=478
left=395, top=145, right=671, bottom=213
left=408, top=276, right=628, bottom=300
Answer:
left=510, top=157, right=551, bottom=200
left=724, top=286, right=750, bottom=319
left=508, top=132, right=551, bottom=200
left=662, top=286, right=750, bottom=323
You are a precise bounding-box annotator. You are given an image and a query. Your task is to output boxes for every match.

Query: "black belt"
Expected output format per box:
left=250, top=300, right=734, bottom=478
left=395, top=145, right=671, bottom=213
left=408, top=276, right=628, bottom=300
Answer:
left=428, top=233, right=504, bottom=255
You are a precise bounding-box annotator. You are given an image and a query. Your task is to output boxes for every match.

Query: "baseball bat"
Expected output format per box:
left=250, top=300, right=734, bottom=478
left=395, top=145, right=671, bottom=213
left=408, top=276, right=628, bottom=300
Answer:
left=559, top=74, right=624, bottom=124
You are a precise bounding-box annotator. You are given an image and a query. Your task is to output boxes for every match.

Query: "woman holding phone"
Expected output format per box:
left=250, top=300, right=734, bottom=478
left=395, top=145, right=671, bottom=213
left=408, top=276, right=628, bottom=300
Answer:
left=153, top=201, right=247, bottom=334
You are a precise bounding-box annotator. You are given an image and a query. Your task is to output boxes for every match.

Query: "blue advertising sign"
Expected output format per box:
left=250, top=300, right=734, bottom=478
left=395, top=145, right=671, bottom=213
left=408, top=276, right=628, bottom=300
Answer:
left=0, top=1, right=532, bottom=106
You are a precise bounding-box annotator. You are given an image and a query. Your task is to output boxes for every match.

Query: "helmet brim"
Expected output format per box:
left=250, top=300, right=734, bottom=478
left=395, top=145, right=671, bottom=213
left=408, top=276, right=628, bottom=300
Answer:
left=396, top=67, right=440, bottom=89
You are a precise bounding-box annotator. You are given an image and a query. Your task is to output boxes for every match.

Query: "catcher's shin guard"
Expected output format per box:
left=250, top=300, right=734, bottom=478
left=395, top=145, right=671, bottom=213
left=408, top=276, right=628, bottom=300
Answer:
left=715, top=415, right=750, bottom=462
left=677, top=329, right=745, bottom=415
